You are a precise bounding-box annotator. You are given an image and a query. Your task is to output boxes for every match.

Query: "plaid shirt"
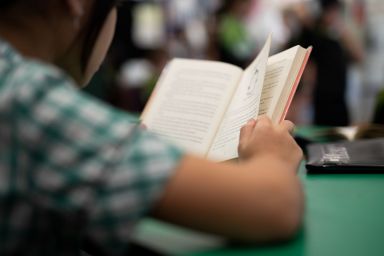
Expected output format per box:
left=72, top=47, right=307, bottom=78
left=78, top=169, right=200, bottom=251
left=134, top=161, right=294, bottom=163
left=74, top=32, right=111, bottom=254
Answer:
left=0, top=39, right=183, bottom=255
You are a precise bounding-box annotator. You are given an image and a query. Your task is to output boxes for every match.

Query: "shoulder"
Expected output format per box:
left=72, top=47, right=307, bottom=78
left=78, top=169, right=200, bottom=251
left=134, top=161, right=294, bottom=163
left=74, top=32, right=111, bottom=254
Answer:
left=7, top=57, right=75, bottom=92
left=0, top=48, right=80, bottom=120
left=0, top=50, right=79, bottom=111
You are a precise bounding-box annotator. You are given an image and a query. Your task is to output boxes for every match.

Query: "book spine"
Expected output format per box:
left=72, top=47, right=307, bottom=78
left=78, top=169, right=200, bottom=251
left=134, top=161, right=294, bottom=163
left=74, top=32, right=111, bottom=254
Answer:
left=279, top=47, right=313, bottom=123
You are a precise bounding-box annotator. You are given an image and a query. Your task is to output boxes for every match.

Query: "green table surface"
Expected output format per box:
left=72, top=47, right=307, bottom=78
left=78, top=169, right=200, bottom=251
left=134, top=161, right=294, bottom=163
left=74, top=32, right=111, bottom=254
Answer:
left=132, top=127, right=384, bottom=256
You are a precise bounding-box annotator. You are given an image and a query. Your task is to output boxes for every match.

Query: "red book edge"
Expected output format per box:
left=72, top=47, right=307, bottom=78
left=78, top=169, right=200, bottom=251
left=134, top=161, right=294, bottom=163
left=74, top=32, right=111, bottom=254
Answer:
left=279, top=46, right=313, bottom=123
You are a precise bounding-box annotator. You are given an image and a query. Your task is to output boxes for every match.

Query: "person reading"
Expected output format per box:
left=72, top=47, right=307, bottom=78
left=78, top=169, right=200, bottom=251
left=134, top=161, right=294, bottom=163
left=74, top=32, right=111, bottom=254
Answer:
left=0, top=0, right=303, bottom=255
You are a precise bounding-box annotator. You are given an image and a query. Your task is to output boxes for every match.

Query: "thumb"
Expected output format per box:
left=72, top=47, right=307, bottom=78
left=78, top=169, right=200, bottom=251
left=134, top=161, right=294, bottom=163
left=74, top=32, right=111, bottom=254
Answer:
left=280, top=120, right=295, bottom=134
left=239, top=119, right=256, bottom=144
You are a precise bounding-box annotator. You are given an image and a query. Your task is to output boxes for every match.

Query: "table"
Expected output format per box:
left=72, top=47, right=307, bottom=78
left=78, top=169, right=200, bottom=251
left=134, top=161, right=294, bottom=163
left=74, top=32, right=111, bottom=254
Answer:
left=132, top=127, right=384, bottom=256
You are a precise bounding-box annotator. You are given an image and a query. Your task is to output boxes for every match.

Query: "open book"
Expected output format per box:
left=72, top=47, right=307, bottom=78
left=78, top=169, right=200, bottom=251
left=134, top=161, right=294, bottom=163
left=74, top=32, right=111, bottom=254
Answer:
left=141, top=37, right=312, bottom=161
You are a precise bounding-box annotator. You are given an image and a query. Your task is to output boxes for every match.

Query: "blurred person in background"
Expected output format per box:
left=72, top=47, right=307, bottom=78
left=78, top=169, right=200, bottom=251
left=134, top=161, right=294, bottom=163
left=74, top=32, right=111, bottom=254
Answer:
left=288, top=0, right=364, bottom=126
left=0, top=0, right=304, bottom=255
left=216, top=0, right=256, bottom=67
left=283, top=4, right=316, bottom=125
left=373, top=89, right=384, bottom=124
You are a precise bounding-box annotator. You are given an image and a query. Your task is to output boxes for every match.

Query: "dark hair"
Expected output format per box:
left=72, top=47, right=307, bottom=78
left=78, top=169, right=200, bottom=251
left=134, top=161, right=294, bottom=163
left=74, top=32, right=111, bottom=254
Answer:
left=217, top=0, right=244, bottom=15
left=320, top=0, right=342, bottom=11
left=0, top=0, right=16, bottom=8
left=0, top=0, right=121, bottom=72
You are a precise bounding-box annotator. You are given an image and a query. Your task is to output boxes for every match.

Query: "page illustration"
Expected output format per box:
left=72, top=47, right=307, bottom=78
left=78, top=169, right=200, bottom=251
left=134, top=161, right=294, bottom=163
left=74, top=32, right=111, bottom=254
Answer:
left=208, top=36, right=272, bottom=161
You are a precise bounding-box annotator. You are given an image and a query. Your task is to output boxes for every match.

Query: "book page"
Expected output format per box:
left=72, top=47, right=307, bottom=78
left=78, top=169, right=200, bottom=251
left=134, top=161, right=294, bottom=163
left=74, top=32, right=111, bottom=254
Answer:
left=259, top=58, right=292, bottom=120
left=272, top=47, right=310, bottom=123
left=207, top=37, right=271, bottom=161
left=141, top=59, right=243, bottom=156
left=259, top=46, right=303, bottom=123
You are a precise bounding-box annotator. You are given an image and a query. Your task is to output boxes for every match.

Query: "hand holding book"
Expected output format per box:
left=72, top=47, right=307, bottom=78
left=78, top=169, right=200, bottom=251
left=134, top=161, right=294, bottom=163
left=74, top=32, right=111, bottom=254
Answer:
left=238, top=116, right=301, bottom=169
left=142, top=36, right=312, bottom=161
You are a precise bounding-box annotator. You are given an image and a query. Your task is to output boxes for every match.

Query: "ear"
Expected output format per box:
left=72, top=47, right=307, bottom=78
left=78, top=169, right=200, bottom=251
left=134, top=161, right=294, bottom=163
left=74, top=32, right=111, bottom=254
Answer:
left=65, top=0, right=85, bottom=17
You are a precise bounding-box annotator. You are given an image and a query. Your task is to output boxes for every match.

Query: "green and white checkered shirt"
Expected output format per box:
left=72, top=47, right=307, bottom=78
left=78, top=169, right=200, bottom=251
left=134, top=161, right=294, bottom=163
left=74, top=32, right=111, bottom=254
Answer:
left=0, top=38, right=183, bottom=255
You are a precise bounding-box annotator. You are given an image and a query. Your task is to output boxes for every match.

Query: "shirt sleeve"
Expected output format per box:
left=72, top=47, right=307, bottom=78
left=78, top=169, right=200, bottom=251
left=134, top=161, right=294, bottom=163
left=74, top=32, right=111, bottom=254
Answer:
left=13, top=62, right=184, bottom=254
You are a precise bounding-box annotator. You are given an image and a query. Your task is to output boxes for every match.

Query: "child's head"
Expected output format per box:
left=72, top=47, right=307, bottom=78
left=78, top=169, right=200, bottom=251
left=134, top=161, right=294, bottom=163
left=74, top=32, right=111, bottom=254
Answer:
left=0, top=0, right=120, bottom=85
left=319, top=0, right=343, bottom=25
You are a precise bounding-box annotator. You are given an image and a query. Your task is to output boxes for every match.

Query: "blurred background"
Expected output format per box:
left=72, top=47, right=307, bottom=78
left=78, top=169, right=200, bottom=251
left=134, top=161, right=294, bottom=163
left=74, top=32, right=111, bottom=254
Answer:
left=83, top=0, right=384, bottom=127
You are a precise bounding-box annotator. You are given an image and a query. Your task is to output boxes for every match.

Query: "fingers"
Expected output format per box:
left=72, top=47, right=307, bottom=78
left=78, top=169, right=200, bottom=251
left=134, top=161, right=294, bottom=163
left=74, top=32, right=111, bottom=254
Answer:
left=238, top=116, right=299, bottom=162
left=256, top=115, right=272, bottom=128
left=253, top=116, right=295, bottom=136
left=239, top=119, right=256, bottom=144
left=240, top=116, right=295, bottom=141
left=251, top=115, right=271, bottom=137
left=280, top=120, right=295, bottom=134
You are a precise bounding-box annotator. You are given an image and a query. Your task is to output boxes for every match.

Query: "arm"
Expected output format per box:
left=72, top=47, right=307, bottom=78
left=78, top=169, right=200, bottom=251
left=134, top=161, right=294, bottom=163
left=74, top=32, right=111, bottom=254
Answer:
left=340, top=27, right=364, bottom=63
left=153, top=116, right=303, bottom=242
left=334, top=18, right=365, bottom=63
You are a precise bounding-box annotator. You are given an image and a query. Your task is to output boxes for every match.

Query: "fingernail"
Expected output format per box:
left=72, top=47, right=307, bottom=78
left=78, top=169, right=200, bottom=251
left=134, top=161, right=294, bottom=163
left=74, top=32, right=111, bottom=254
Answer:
left=247, top=119, right=255, bottom=125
